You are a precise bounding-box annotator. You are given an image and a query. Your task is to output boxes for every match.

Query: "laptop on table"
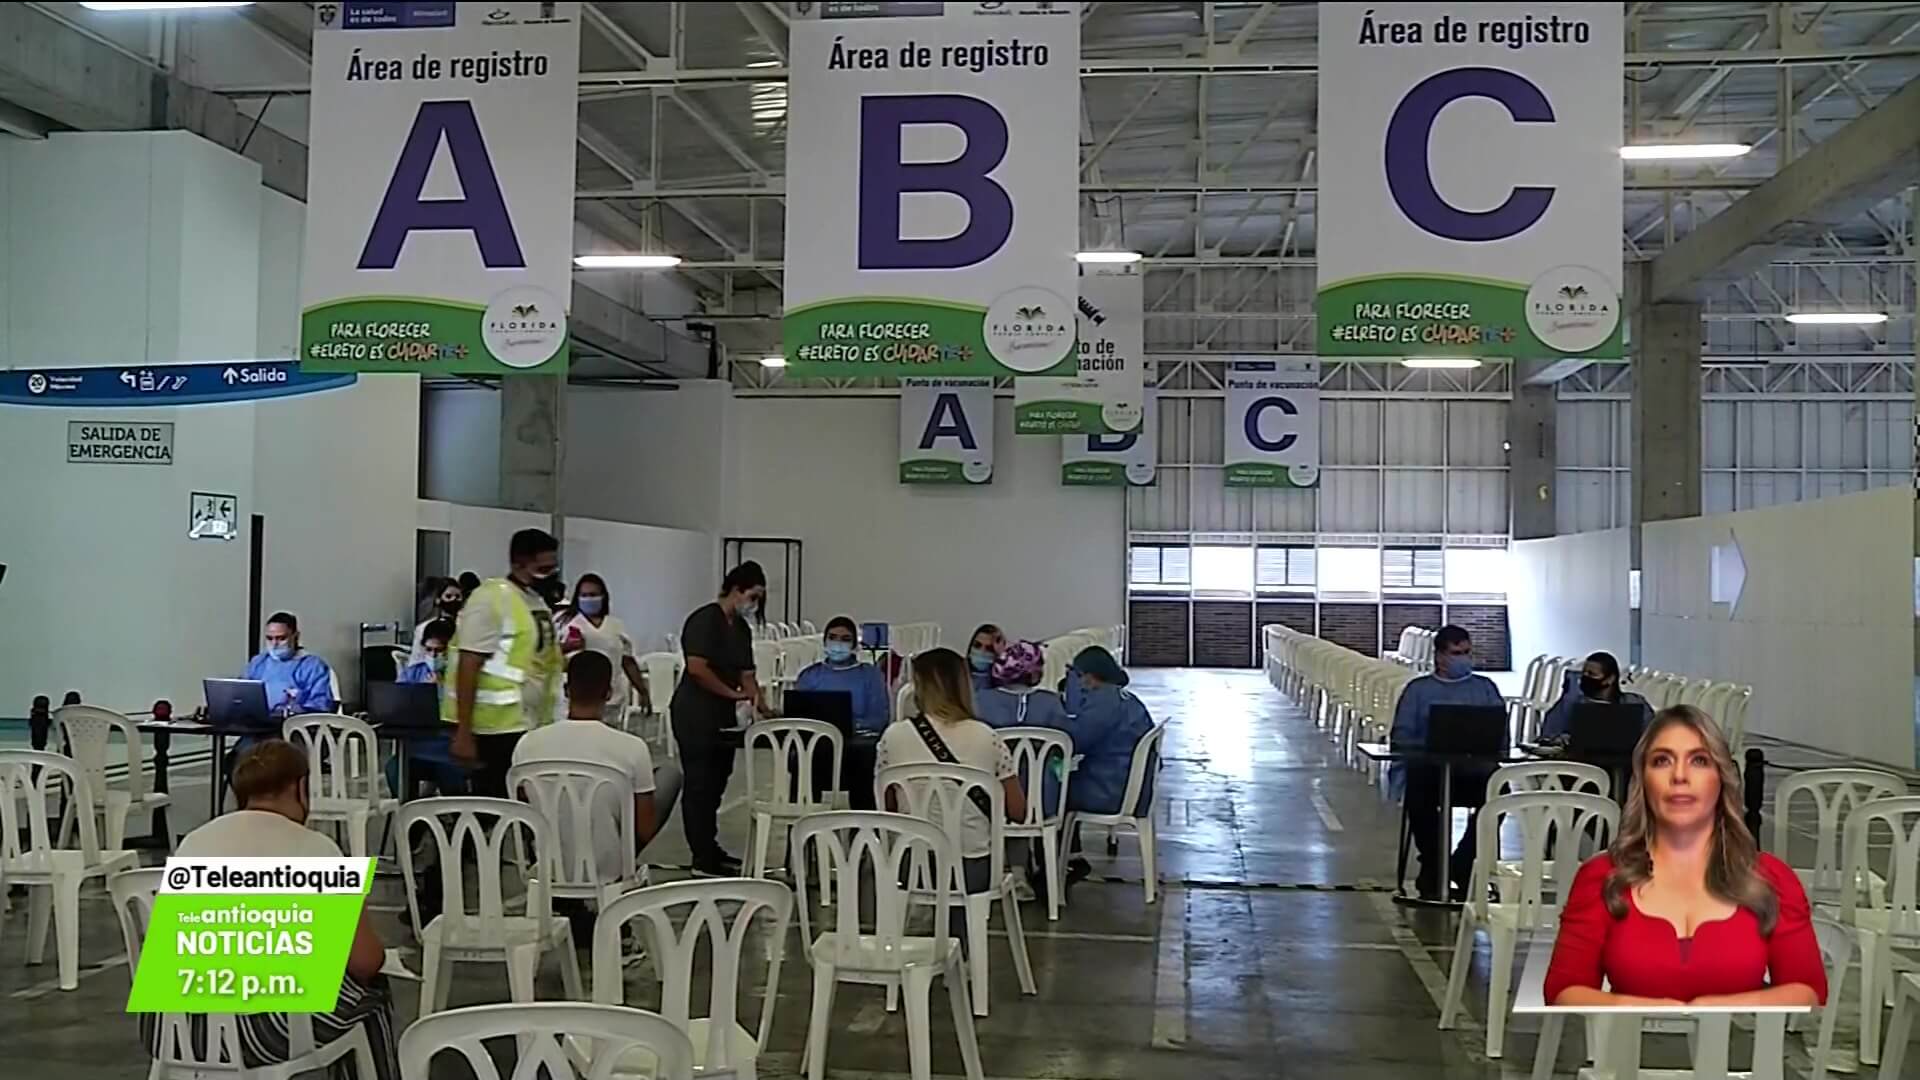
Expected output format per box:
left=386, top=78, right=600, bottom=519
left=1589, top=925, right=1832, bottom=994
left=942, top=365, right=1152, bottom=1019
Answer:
left=1424, top=705, right=1508, bottom=758
left=203, top=678, right=277, bottom=733
left=1569, top=703, right=1646, bottom=758
left=780, top=689, right=857, bottom=743
left=367, top=681, right=443, bottom=734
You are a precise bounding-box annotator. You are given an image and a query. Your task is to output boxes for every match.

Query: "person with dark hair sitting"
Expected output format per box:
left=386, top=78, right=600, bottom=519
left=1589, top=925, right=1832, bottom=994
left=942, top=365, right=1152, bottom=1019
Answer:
left=1389, top=624, right=1506, bottom=900
left=244, top=612, right=336, bottom=716
left=1540, top=650, right=1653, bottom=741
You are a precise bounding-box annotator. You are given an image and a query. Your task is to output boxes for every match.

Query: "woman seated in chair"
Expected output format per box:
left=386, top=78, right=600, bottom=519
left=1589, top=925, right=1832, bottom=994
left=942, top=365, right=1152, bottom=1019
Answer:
left=1539, top=650, right=1653, bottom=742
left=1058, top=646, right=1159, bottom=883
left=1544, top=706, right=1826, bottom=1008
left=974, top=641, right=1068, bottom=731
left=158, top=740, right=399, bottom=1080
left=967, top=623, right=1007, bottom=693
left=792, top=616, right=892, bottom=735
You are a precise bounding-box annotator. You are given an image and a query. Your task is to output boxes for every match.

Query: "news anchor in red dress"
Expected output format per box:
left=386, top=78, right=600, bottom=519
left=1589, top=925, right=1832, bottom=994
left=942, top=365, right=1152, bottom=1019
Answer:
left=1545, top=706, right=1827, bottom=1008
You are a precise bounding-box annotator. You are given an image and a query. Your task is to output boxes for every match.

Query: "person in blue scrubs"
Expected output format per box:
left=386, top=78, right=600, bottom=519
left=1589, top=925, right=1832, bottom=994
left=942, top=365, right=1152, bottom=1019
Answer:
left=974, top=641, right=1068, bottom=731
left=398, top=620, right=453, bottom=686
left=388, top=619, right=465, bottom=796
left=1389, top=624, right=1506, bottom=899
left=245, top=612, right=337, bottom=716
left=967, top=623, right=1006, bottom=693
left=1059, top=645, right=1159, bottom=885
left=1539, top=651, right=1652, bottom=740
left=791, top=617, right=891, bottom=734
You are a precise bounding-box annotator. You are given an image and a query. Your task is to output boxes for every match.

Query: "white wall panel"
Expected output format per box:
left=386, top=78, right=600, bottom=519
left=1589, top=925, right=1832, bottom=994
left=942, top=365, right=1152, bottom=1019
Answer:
left=1128, top=469, right=1191, bottom=532
left=1703, top=401, right=1736, bottom=469
left=1251, top=485, right=1317, bottom=533
left=1382, top=401, right=1443, bottom=465
left=1557, top=400, right=1616, bottom=468
left=1448, top=471, right=1511, bottom=535
left=1188, top=397, right=1225, bottom=465
left=1323, top=400, right=1382, bottom=465
left=1510, top=528, right=1631, bottom=666
left=1449, top=401, right=1510, bottom=467
left=1190, top=467, right=1253, bottom=532
left=1382, top=469, right=1444, bottom=533
left=1321, top=469, right=1382, bottom=533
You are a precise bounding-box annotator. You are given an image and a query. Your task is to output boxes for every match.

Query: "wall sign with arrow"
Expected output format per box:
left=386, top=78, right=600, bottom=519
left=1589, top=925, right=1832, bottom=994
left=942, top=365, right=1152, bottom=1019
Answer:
left=0, top=361, right=355, bottom=407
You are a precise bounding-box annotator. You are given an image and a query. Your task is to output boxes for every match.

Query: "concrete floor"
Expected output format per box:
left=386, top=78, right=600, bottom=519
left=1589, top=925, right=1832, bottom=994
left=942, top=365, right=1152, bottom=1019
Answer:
left=0, top=668, right=1912, bottom=1079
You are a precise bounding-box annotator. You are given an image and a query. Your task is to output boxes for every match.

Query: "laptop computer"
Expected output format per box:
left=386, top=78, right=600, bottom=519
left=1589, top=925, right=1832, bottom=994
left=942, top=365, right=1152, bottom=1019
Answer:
left=1569, top=703, right=1647, bottom=757
left=367, top=681, right=443, bottom=733
left=203, top=678, right=275, bottom=732
left=1424, top=705, right=1508, bottom=757
left=781, top=689, right=857, bottom=743
left=860, top=622, right=890, bottom=651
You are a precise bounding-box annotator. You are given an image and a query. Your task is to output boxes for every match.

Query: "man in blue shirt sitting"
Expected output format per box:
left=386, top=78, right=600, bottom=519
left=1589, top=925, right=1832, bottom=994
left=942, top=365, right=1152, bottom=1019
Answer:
left=245, top=612, right=337, bottom=716
left=1390, top=624, right=1504, bottom=900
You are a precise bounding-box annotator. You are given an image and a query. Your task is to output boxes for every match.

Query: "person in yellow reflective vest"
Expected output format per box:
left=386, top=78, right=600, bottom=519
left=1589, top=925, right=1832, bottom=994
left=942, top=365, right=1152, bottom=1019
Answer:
left=444, top=528, right=564, bottom=795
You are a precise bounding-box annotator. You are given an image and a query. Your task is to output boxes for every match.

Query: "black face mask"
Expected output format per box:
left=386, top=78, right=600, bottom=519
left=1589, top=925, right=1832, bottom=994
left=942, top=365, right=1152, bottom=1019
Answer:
left=534, top=575, right=566, bottom=606
left=1579, top=675, right=1610, bottom=699
left=440, top=597, right=464, bottom=615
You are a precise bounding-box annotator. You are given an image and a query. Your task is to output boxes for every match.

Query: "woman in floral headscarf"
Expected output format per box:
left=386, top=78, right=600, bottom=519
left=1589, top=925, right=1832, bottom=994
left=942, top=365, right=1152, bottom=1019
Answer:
left=974, top=640, right=1069, bottom=731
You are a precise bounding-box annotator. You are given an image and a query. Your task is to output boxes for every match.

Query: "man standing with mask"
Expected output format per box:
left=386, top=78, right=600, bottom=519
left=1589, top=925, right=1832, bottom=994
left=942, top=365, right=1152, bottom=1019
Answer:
left=671, top=561, right=769, bottom=877
left=445, top=528, right=565, bottom=796
left=1388, top=624, right=1504, bottom=901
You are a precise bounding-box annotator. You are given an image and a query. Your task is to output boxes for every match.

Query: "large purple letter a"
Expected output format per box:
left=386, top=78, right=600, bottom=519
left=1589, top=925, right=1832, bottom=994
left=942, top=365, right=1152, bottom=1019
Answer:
left=859, top=95, right=1013, bottom=270
left=359, top=101, right=526, bottom=270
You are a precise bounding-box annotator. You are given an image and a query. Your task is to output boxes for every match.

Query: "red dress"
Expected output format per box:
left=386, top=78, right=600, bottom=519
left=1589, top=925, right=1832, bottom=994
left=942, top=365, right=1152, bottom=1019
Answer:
left=1543, top=852, right=1828, bottom=1005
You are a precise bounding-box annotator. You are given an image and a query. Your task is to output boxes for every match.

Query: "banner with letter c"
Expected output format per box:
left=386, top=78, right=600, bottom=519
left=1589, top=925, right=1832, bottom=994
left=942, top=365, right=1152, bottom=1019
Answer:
left=1225, top=361, right=1320, bottom=488
left=783, top=4, right=1079, bottom=380
left=300, top=2, right=581, bottom=375
left=900, top=377, right=994, bottom=485
left=1315, top=3, right=1622, bottom=360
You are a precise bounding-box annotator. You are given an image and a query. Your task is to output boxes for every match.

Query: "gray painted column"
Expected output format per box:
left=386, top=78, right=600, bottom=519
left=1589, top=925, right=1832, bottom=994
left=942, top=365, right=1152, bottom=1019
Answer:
left=1510, top=361, right=1559, bottom=541
left=1628, top=261, right=1703, bottom=662
left=499, top=376, right=567, bottom=547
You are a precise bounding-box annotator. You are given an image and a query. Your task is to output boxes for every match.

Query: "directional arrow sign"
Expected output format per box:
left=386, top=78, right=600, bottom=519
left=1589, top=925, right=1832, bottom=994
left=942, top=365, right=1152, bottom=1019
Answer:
left=1710, top=533, right=1748, bottom=613
left=222, top=368, right=239, bottom=384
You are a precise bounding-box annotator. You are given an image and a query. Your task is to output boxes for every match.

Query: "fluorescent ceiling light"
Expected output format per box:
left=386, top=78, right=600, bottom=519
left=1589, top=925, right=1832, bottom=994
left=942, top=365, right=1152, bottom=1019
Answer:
left=573, top=254, right=683, bottom=269
left=1401, top=356, right=1483, bottom=370
left=81, top=2, right=253, bottom=10
left=746, top=60, right=780, bottom=69
left=1619, top=143, right=1751, bottom=161
left=759, top=355, right=788, bottom=368
left=1784, top=311, right=1887, bottom=325
left=1076, top=250, right=1144, bottom=264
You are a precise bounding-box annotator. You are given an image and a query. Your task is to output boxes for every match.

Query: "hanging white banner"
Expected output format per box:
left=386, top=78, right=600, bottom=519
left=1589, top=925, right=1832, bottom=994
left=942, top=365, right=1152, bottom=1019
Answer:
left=1062, top=392, right=1156, bottom=487
left=900, top=377, right=994, bottom=485
left=1016, top=266, right=1145, bottom=435
left=1225, top=361, right=1320, bottom=488
left=1315, top=4, right=1623, bottom=360
left=301, top=2, right=581, bottom=376
left=782, top=4, right=1079, bottom=380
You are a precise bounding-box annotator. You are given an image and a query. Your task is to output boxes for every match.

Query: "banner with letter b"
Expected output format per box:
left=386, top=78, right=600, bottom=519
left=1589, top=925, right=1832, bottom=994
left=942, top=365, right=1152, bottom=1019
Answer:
left=1225, top=361, right=1320, bottom=488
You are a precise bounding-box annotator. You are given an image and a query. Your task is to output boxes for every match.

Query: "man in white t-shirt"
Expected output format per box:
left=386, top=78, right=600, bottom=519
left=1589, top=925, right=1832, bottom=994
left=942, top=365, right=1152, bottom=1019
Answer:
left=513, top=651, right=684, bottom=893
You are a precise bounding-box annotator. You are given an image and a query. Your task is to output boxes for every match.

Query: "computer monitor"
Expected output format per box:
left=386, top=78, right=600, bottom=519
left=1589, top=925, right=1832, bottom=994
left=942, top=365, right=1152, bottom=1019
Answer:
left=860, top=622, right=890, bottom=650
left=203, top=679, right=274, bottom=732
left=1569, top=703, right=1647, bottom=757
left=1425, top=705, right=1508, bottom=757
left=367, top=681, right=442, bottom=732
left=782, top=689, right=856, bottom=742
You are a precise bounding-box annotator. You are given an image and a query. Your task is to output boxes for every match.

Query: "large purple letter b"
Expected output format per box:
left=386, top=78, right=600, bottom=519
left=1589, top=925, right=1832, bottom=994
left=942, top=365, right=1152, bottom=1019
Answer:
left=359, top=101, right=526, bottom=270
left=859, top=95, right=1013, bottom=270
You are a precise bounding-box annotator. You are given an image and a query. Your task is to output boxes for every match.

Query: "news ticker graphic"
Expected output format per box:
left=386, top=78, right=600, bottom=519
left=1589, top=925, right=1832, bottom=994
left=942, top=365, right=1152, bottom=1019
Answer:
left=127, top=858, right=375, bottom=1014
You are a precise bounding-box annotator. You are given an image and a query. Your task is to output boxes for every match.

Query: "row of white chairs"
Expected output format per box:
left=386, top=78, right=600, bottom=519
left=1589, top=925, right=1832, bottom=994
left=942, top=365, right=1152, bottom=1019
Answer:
left=1508, top=654, right=1754, bottom=752
left=1264, top=624, right=1416, bottom=783
left=1386, top=625, right=1436, bottom=669
left=753, top=619, right=818, bottom=641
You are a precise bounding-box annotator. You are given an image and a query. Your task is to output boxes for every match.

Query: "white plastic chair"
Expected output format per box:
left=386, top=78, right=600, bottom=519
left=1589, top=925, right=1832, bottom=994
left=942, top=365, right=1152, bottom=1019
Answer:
left=509, top=759, right=649, bottom=914
left=1064, top=720, right=1169, bottom=904
left=395, top=797, right=583, bottom=1016
left=800, top=619, right=818, bottom=636
left=0, top=750, right=137, bottom=990
left=1440, top=790, right=1619, bottom=1058
left=1771, top=768, right=1905, bottom=908
left=752, top=640, right=784, bottom=687
left=1882, top=971, right=1920, bottom=1080
left=639, top=651, right=685, bottom=758
left=54, top=704, right=171, bottom=852
left=1814, top=794, right=1920, bottom=1075
left=399, top=1001, right=696, bottom=1080
left=1485, top=762, right=1611, bottom=903
left=877, top=763, right=1038, bottom=1015
left=592, top=879, right=793, bottom=1080
left=111, top=868, right=379, bottom=1080
left=283, top=713, right=398, bottom=859
left=744, top=721, right=844, bottom=897
left=995, top=728, right=1074, bottom=922
left=791, top=811, right=985, bottom=1080
left=895, top=681, right=917, bottom=722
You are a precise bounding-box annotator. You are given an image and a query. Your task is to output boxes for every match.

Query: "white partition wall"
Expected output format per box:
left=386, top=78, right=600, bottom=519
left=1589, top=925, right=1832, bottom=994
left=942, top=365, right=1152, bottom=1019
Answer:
left=1641, top=487, right=1914, bottom=767
left=1508, top=529, right=1632, bottom=670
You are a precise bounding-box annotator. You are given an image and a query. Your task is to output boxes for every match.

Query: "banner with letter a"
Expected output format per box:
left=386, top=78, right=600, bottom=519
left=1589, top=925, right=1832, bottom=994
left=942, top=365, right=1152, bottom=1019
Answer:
left=900, top=378, right=994, bottom=485
left=300, top=2, right=581, bottom=375
left=1063, top=392, right=1156, bottom=487
left=1225, top=361, right=1320, bottom=488
left=783, top=3, right=1079, bottom=380
left=1016, top=266, right=1145, bottom=435
left=1316, top=4, right=1622, bottom=361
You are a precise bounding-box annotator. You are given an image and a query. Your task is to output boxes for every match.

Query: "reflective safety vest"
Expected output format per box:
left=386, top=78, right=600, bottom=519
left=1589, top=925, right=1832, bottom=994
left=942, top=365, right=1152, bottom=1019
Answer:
left=442, top=578, right=561, bottom=734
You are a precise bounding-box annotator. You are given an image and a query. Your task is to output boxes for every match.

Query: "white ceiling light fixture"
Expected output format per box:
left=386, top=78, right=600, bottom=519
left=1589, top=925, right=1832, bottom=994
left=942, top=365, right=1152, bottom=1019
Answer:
left=1784, top=311, right=1888, bottom=325
left=1075, top=250, right=1144, bottom=264
left=573, top=254, right=684, bottom=270
left=80, top=2, right=253, bottom=10
left=759, top=355, right=788, bottom=368
left=1619, top=143, right=1751, bottom=161
left=1401, top=356, right=1484, bottom=370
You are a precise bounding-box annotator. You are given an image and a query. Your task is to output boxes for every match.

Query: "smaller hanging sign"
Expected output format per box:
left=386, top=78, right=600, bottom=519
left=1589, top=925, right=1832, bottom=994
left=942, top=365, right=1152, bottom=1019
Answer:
left=1062, top=392, right=1157, bottom=486
left=900, top=377, right=995, bottom=485
left=2, top=362, right=356, bottom=408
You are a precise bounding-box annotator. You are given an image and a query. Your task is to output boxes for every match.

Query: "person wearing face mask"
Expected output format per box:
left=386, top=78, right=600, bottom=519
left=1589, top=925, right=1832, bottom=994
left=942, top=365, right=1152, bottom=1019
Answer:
left=1058, top=645, right=1158, bottom=886
left=671, top=561, right=770, bottom=877
left=975, top=641, right=1068, bottom=731
left=967, top=623, right=1006, bottom=693
left=244, top=612, right=338, bottom=716
left=399, top=620, right=454, bottom=685
left=553, top=573, right=652, bottom=724
left=1539, top=650, right=1653, bottom=741
left=444, top=528, right=565, bottom=797
left=408, top=579, right=467, bottom=666
left=1389, top=624, right=1506, bottom=900
left=792, top=616, right=891, bottom=734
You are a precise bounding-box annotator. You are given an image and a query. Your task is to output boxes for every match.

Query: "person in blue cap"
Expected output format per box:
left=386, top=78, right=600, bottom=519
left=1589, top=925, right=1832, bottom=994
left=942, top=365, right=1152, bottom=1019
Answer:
left=1059, top=644, right=1159, bottom=884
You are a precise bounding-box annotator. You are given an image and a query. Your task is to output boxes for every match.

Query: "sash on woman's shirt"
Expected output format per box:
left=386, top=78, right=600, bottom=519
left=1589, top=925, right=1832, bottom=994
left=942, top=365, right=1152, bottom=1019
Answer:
left=907, top=714, right=995, bottom=819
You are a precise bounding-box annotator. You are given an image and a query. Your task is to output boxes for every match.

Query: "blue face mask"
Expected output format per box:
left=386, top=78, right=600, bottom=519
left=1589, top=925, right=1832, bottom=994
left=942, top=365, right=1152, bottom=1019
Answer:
left=268, top=642, right=293, bottom=662
left=969, top=649, right=995, bottom=672
left=1439, top=653, right=1474, bottom=679
left=577, top=595, right=605, bottom=617
left=824, top=641, right=855, bottom=664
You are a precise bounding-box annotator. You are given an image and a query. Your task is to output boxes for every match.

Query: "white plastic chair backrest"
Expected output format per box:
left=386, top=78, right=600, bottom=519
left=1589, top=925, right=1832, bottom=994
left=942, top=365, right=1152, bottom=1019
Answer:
left=0, top=749, right=104, bottom=862
left=1470, top=791, right=1619, bottom=926
left=1111, top=720, right=1169, bottom=820
left=791, top=810, right=956, bottom=971
left=1769, top=768, right=1905, bottom=890
left=1719, top=685, right=1752, bottom=751
left=801, top=619, right=817, bottom=636
left=395, top=797, right=553, bottom=939
left=591, top=878, right=793, bottom=1070
left=994, top=728, right=1073, bottom=829
left=665, top=632, right=680, bottom=654
left=745, top=720, right=844, bottom=817
left=400, top=1001, right=695, bottom=1080
left=1517, top=656, right=1547, bottom=702
left=895, top=681, right=917, bottom=721
left=282, top=712, right=385, bottom=804
left=752, top=639, right=783, bottom=682
left=638, top=651, right=684, bottom=706
left=509, top=759, right=636, bottom=893
left=1489, top=761, right=1612, bottom=800
left=1838, top=794, right=1920, bottom=933
left=54, top=704, right=150, bottom=803
left=877, top=761, right=1003, bottom=879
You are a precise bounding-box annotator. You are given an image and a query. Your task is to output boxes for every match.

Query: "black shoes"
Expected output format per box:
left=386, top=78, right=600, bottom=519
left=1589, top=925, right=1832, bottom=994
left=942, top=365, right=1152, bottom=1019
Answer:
left=691, top=851, right=744, bottom=878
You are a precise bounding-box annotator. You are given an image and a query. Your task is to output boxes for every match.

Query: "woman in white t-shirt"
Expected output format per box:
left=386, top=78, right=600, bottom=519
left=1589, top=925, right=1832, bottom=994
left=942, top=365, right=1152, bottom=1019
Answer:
left=876, top=647, right=1025, bottom=901
left=554, top=573, right=652, bottom=722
